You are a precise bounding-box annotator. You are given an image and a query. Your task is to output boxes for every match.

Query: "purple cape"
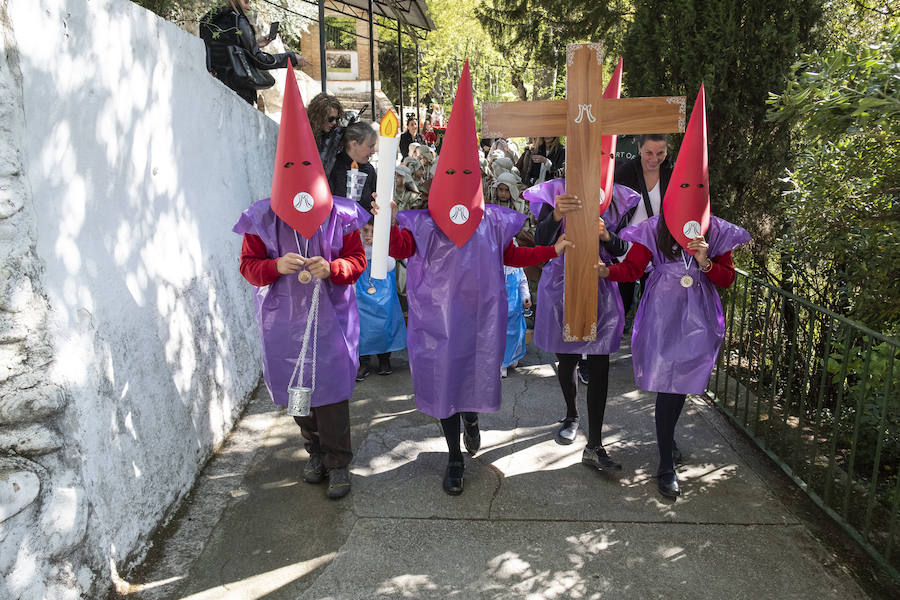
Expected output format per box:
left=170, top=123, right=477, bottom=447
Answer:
left=524, top=179, right=642, bottom=354
left=232, top=197, right=370, bottom=407
left=620, top=215, right=751, bottom=394
left=398, top=204, right=526, bottom=419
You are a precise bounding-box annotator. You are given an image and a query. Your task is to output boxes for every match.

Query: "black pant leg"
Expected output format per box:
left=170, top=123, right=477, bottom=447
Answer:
left=294, top=412, right=320, bottom=457
left=585, top=355, right=610, bottom=448
left=440, top=413, right=463, bottom=462
left=655, top=392, right=686, bottom=476
left=307, top=400, right=353, bottom=470
left=556, top=353, right=579, bottom=419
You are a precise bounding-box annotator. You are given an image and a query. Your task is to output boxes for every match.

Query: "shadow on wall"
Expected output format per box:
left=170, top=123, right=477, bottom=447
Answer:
left=2, top=0, right=278, bottom=596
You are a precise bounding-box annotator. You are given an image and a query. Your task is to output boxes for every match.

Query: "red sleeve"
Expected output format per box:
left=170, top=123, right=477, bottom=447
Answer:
left=329, top=230, right=367, bottom=285
left=503, top=242, right=558, bottom=267
left=703, top=251, right=737, bottom=288
left=388, top=225, right=417, bottom=259
left=240, top=234, right=281, bottom=286
left=606, top=243, right=651, bottom=282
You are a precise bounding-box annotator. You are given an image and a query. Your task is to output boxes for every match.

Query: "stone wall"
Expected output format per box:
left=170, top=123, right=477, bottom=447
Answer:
left=0, top=0, right=277, bottom=597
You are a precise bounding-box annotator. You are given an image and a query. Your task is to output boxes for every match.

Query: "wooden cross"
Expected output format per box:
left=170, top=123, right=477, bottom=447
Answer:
left=482, top=43, right=686, bottom=341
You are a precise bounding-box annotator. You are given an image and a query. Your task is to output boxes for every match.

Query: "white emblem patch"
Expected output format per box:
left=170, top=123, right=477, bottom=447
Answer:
left=449, top=204, right=469, bottom=225
left=293, top=192, right=314, bottom=213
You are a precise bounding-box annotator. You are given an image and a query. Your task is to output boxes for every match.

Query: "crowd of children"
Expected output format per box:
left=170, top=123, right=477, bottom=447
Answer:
left=233, top=64, right=749, bottom=502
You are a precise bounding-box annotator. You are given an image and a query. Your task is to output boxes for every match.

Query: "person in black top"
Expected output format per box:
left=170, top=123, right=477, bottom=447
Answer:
left=399, top=117, right=424, bottom=158
left=613, top=133, right=673, bottom=314
left=525, top=137, right=566, bottom=187
left=328, top=122, right=378, bottom=213
left=199, top=0, right=304, bottom=106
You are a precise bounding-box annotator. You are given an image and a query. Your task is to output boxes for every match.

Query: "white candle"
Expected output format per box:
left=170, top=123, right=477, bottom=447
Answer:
left=371, top=110, right=400, bottom=279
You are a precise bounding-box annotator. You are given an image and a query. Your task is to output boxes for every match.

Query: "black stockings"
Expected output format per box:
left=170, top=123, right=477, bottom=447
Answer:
left=655, top=392, right=686, bottom=476
left=440, top=412, right=477, bottom=463
left=556, top=353, right=610, bottom=447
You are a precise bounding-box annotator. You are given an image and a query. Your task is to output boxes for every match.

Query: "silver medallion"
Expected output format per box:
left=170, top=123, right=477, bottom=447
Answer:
left=298, top=270, right=313, bottom=284
left=680, top=274, right=694, bottom=288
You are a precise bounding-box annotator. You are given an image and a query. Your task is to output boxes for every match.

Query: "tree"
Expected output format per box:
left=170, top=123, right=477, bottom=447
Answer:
left=623, top=0, right=823, bottom=269
left=475, top=0, right=632, bottom=101
left=767, top=22, right=899, bottom=331
left=414, top=0, right=518, bottom=124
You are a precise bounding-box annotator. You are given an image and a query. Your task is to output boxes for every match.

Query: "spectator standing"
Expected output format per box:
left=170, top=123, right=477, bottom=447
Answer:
left=328, top=122, right=379, bottom=213
left=307, top=93, right=345, bottom=177
left=199, top=0, right=304, bottom=106
left=399, top=117, right=424, bottom=158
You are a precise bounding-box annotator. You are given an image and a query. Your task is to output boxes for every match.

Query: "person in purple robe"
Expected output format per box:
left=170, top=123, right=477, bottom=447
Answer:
left=600, top=214, right=748, bottom=497
left=383, top=205, right=570, bottom=495
left=528, top=179, right=642, bottom=472
left=598, top=84, right=751, bottom=498
left=235, top=197, right=369, bottom=499
left=234, top=62, right=370, bottom=500
left=375, top=61, right=573, bottom=496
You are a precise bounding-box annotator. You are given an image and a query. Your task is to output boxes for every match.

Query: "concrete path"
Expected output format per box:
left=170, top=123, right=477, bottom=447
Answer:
left=121, top=342, right=874, bottom=599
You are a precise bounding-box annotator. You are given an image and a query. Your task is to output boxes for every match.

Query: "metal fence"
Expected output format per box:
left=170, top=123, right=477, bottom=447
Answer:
left=709, top=268, right=900, bottom=579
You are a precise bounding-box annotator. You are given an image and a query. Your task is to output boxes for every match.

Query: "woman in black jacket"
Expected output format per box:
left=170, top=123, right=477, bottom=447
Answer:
left=328, top=122, right=379, bottom=213
left=525, top=137, right=566, bottom=187
left=199, top=0, right=303, bottom=105
left=613, top=133, right=673, bottom=314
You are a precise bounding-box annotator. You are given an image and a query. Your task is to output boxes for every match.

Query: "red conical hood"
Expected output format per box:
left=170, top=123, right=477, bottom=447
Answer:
left=599, top=57, right=623, bottom=214
left=428, top=61, right=484, bottom=247
left=270, top=62, right=333, bottom=238
left=663, top=83, right=710, bottom=253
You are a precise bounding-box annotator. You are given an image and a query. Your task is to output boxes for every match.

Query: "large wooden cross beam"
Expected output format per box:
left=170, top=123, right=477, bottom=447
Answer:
left=482, top=43, right=686, bottom=341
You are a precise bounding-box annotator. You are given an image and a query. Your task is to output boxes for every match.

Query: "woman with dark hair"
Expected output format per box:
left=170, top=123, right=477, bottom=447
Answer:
left=307, top=93, right=345, bottom=177
left=199, top=0, right=305, bottom=106
left=399, top=117, right=425, bottom=158
left=328, top=121, right=378, bottom=213
left=613, top=134, right=673, bottom=313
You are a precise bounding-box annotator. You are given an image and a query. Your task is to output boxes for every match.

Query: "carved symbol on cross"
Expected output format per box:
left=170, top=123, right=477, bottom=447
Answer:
left=574, top=104, right=596, bottom=124
left=482, top=43, right=686, bottom=340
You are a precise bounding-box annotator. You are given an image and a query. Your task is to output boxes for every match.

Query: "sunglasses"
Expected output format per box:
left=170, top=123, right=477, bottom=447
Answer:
left=327, top=116, right=339, bottom=123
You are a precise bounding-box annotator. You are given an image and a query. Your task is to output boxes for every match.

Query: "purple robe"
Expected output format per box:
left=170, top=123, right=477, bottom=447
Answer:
left=397, top=205, right=526, bottom=419
left=620, top=215, right=751, bottom=394
left=525, top=179, right=642, bottom=354
left=233, top=197, right=370, bottom=407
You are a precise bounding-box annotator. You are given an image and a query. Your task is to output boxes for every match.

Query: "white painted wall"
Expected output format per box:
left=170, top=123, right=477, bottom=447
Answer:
left=0, top=0, right=280, bottom=596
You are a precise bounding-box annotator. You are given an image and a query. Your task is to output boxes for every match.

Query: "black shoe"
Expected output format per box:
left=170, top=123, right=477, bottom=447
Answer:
left=377, top=357, right=392, bottom=375
left=326, top=467, right=351, bottom=499
left=577, top=363, right=589, bottom=385
left=303, top=453, right=326, bottom=484
left=463, top=417, right=481, bottom=456
left=555, top=417, right=579, bottom=445
left=443, top=460, right=465, bottom=495
left=673, top=442, right=684, bottom=465
left=582, top=445, right=622, bottom=471
left=658, top=471, right=680, bottom=499
left=356, top=364, right=372, bottom=382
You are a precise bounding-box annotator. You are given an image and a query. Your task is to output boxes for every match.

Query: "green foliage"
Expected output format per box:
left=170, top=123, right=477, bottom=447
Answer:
left=767, top=23, right=900, bottom=330
left=826, top=338, right=900, bottom=486
left=412, top=0, right=518, bottom=121
left=324, top=16, right=357, bottom=51
left=475, top=1, right=632, bottom=100
left=623, top=0, right=823, bottom=264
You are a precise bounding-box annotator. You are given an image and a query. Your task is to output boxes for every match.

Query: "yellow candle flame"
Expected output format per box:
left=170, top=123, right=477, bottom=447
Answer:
left=380, top=110, right=399, bottom=138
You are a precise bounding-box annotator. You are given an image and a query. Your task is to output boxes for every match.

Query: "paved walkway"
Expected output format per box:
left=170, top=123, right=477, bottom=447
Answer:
left=122, top=341, right=876, bottom=599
